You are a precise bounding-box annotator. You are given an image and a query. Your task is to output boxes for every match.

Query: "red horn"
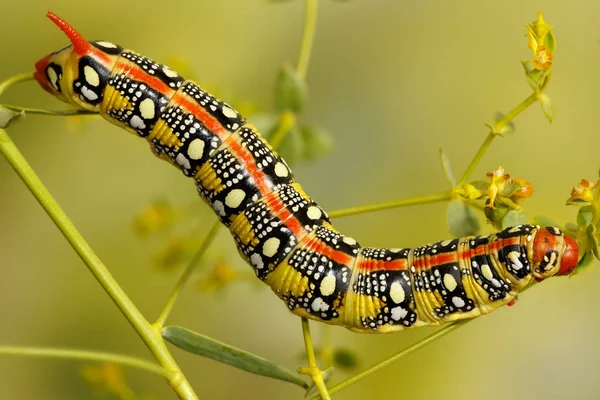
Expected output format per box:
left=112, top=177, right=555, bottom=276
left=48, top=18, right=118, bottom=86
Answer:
left=46, top=11, right=91, bottom=55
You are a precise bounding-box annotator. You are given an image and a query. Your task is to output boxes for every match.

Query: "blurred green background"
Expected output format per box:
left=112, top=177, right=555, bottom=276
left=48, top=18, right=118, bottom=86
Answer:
left=1, top=1, right=600, bottom=399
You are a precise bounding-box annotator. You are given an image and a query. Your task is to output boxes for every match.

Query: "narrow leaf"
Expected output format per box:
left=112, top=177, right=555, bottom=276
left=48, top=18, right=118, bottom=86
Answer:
left=163, top=326, right=308, bottom=389
left=278, top=125, right=304, bottom=166
left=577, top=205, right=594, bottom=228
left=0, top=105, right=25, bottom=128
left=571, top=250, right=596, bottom=276
left=438, top=148, right=456, bottom=187
left=447, top=199, right=480, bottom=237
left=586, top=224, right=600, bottom=260
left=540, top=94, right=555, bottom=123
left=301, top=125, right=334, bottom=160
left=275, top=64, right=307, bottom=113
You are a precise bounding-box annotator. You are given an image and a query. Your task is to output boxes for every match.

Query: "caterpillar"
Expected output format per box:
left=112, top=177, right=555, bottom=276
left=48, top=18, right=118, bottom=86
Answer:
left=33, top=12, right=579, bottom=333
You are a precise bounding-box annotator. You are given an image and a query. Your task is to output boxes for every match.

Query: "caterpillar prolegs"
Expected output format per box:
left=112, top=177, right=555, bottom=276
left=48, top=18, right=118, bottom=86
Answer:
left=34, top=13, right=579, bottom=333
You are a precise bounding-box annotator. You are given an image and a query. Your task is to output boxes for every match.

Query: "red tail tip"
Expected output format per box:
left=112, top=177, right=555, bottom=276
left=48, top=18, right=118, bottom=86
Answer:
left=558, top=235, right=579, bottom=276
left=46, top=11, right=90, bottom=55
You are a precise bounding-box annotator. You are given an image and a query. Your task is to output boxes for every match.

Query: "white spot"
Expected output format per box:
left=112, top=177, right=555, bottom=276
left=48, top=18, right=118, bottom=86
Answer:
left=508, top=251, right=523, bottom=270
left=452, top=296, right=465, bottom=308
left=389, top=281, right=405, bottom=304
left=319, top=274, right=336, bottom=296
left=162, top=66, right=178, bottom=78
left=81, top=86, right=98, bottom=101
left=391, top=306, right=408, bottom=321
left=139, top=98, right=155, bottom=119
left=46, top=67, right=59, bottom=90
left=225, top=189, right=246, bottom=208
left=307, top=206, right=322, bottom=220
left=187, top=139, right=205, bottom=160
left=544, top=251, right=558, bottom=270
left=441, top=240, right=453, bottom=246
left=443, top=274, right=457, bottom=292
left=481, top=264, right=494, bottom=281
left=96, top=41, right=118, bottom=48
left=175, top=153, right=191, bottom=169
left=311, top=297, right=329, bottom=312
left=212, top=200, right=226, bottom=216
left=343, top=236, right=357, bottom=246
left=389, top=248, right=402, bottom=253
left=262, top=237, right=280, bottom=257
left=250, top=253, right=264, bottom=269
left=83, top=65, right=100, bottom=87
left=274, top=162, right=288, bottom=177
left=129, top=115, right=146, bottom=129
left=221, top=105, right=237, bottom=119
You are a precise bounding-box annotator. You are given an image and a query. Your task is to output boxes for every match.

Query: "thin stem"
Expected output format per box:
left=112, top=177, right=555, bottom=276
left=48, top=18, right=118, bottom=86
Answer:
left=310, top=321, right=469, bottom=399
left=458, top=92, right=539, bottom=185
left=300, top=318, right=331, bottom=400
left=268, top=110, right=296, bottom=150
left=0, top=127, right=197, bottom=400
left=2, top=104, right=96, bottom=116
left=296, top=0, right=318, bottom=80
left=0, top=72, right=33, bottom=94
left=153, top=220, right=221, bottom=329
left=0, top=345, right=171, bottom=379
left=327, top=191, right=452, bottom=219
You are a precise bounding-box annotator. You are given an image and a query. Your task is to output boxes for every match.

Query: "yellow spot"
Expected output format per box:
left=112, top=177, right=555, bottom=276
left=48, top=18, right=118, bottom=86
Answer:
left=274, top=162, right=288, bottom=177
left=162, top=66, right=179, bottom=78
left=389, top=281, right=405, bottom=304
left=481, top=264, right=494, bottom=281
left=262, top=237, right=280, bottom=257
left=139, top=98, right=155, bottom=119
left=343, top=236, right=357, bottom=246
left=319, top=274, right=336, bottom=296
left=443, top=274, right=457, bottom=292
left=187, top=138, right=205, bottom=160
left=83, top=65, right=100, bottom=87
left=307, top=206, right=322, bottom=220
left=225, top=189, right=246, bottom=208
left=96, top=41, right=118, bottom=48
left=221, top=105, right=237, bottom=119
left=46, top=67, right=58, bottom=89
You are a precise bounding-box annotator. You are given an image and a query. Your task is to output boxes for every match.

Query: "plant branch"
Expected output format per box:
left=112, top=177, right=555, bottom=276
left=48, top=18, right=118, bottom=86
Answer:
left=296, top=0, right=318, bottom=80
left=458, top=92, right=539, bottom=185
left=327, top=191, right=452, bottom=219
left=299, top=318, right=331, bottom=400
left=0, top=345, right=171, bottom=379
left=309, top=321, right=469, bottom=399
left=153, top=220, right=221, bottom=329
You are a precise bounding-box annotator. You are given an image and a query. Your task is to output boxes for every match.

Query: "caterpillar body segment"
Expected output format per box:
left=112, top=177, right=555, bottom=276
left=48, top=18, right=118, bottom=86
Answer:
left=33, top=12, right=579, bottom=333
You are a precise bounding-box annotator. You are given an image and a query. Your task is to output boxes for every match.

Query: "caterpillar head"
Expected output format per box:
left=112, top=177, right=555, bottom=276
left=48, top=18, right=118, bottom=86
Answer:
left=34, top=12, right=122, bottom=111
left=532, top=227, right=579, bottom=279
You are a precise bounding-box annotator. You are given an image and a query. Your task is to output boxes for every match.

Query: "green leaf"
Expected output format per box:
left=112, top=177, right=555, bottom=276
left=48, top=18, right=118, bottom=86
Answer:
left=566, top=198, right=590, bottom=206
left=438, top=148, right=456, bottom=187
left=577, top=205, right=594, bottom=228
left=0, top=105, right=25, bottom=128
left=447, top=199, right=480, bottom=237
left=586, top=224, right=600, bottom=260
left=275, top=64, right=307, bottom=113
left=499, top=180, right=521, bottom=198
left=470, top=180, right=490, bottom=192
left=501, top=210, right=529, bottom=229
left=277, top=125, right=304, bottom=166
left=540, top=94, right=555, bottom=123
left=162, top=326, right=308, bottom=389
left=300, top=125, right=334, bottom=160
left=484, top=202, right=510, bottom=230
left=521, top=61, right=540, bottom=92
left=493, top=112, right=515, bottom=135
left=571, top=250, right=596, bottom=276
left=333, top=348, right=359, bottom=369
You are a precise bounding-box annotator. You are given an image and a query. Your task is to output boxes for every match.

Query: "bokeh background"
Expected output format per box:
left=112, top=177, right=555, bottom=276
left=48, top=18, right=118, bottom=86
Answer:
left=1, top=1, right=599, bottom=399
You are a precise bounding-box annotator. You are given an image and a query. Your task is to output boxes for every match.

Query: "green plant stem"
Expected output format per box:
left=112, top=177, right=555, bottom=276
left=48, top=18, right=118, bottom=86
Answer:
left=0, top=72, right=33, bottom=93
left=0, top=345, right=171, bottom=379
left=327, top=191, right=452, bottom=219
left=458, top=92, right=539, bottom=185
left=268, top=110, right=296, bottom=151
left=0, top=127, right=197, bottom=400
left=309, top=321, right=469, bottom=400
left=296, top=0, right=318, bottom=80
left=154, top=220, right=221, bottom=329
left=299, top=319, right=331, bottom=400
left=2, top=104, right=96, bottom=116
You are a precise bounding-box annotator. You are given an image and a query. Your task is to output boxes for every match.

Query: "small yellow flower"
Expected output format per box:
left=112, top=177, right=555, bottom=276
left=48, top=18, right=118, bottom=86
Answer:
left=486, top=166, right=510, bottom=208
left=526, top=12, right=555, bottom=71
left=532, top=45, right=553, bottom=71
left=511, top=178, right=535, bottom=200
left=198, top=259, right=238, bottom=292
left=80, top=363, right=135, bottom=399
left=133, top=200, right=175, bottom=237
left=571, top=179, right=598, bottom=203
